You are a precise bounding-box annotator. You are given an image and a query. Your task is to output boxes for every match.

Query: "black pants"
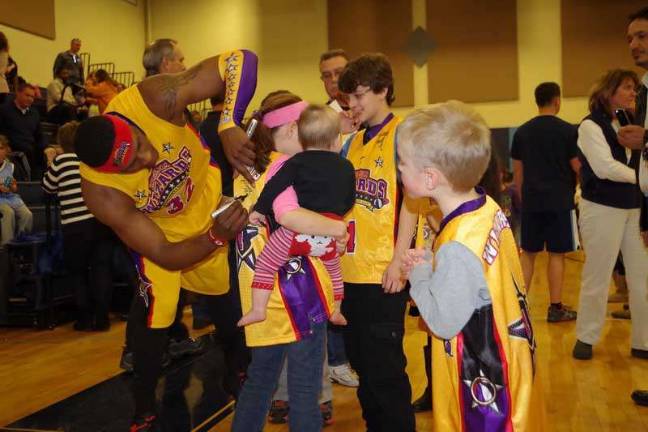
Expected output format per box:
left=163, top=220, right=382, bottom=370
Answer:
left=129, top=285, right=248, bottom=416
left=342, top=283, right=415, bottom=432
left=62, top=219, right=114, bottom=327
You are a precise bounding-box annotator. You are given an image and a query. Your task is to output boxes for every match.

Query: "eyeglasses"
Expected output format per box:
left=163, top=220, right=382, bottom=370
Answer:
left=349, top=88, right=372, bottom=99
left=320, top=68, right=345, bottom=81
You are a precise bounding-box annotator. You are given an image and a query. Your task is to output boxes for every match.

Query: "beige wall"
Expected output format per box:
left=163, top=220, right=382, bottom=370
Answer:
left=0, top=0, right=146, bottom=87
left=1, top=0, right=613, bottom=128
left=149, top=0, right=595, bottom=128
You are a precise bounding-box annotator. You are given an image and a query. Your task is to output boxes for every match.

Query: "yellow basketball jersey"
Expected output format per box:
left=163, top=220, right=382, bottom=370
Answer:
left=413, top=197, right=442, bottom=249
left=234, top=153, right=335, bottom=347
left=341, top=116, right=401, bottom=284
left=80, top=86, right=229, bottom=294
left=430, top=194, right=545, bottom=431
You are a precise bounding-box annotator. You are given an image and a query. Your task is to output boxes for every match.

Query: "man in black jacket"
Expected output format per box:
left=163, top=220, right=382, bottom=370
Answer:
left=617, top=5, right=648, bottom=408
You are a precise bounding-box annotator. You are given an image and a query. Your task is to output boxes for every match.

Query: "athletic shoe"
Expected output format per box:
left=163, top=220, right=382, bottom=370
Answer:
left=130, top=413, right=157, bottom=431
left=572, top=340, right=593, bottom=360
left=168, top=337, right=204, bottom=359
left=631, top=390, right=648, bottom=406
left=268, top=400, right=289, bottom=424
left=329, top=363, right=359, bottom=387
left=611, top=309, right=631, bottom=320
left=547, top=304, right=577, bottom=323
left=320, top=400, right=334, bottom=426
left=631, top=348, right=648, bottom=360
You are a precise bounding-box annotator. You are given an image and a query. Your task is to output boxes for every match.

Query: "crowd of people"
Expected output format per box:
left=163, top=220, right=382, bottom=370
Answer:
left=1, top=5, right=648, bottom=432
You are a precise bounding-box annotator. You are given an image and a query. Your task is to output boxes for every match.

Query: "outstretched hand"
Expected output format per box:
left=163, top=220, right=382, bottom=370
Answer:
left=400, top=248, right=428, bottom=278
left=249, top=210, right=266, bottom=226
left=220, top=126, right=257, bottom=183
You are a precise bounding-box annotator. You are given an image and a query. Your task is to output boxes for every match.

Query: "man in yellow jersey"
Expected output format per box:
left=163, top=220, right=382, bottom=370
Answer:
left=337, top=53, right=416, bottom=431
left=73, top=49, right=258, bottom=431
left=401, top=102, right=544, bottom=431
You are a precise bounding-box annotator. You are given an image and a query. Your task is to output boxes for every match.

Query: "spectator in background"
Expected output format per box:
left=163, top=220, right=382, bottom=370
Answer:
left=143, top=38, right=185, bottom=77
left=320, top=49, right=349, bottom=111
left=47, top=67, right=86, bottom=124
left=0, top=82, right=43, bottom=175
left=52, top=38, right=84, bottom=86
left=0, top=32, right=10, bottom=104
left=511, top=82, right=580, bottom=323
left=85, top=69, right=119, bottom=114
left=0, top=135, right=32, bottom=245
left=573, top=69, right=648, bottom=361
left=43, top=121, right=114, bottom=331
left=5, top=56, right=17, bottom=93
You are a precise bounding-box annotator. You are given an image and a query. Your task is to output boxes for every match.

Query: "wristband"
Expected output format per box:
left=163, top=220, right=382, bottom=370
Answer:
left=207, top=229, right=227, bottom=247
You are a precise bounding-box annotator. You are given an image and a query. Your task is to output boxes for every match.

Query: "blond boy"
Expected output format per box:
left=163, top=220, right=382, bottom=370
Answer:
left=399, top=101, right=544, bottom=431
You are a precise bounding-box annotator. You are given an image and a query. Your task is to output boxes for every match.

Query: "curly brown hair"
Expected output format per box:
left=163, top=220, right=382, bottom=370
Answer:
left=245, top=90, right=302, bottom=173
left=338, top=53, right=394, bottom=105
left=0, top=32, right=8, bottom=52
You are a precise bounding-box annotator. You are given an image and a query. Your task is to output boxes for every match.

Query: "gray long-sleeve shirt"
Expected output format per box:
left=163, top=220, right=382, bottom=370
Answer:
left=409, top=241, right=491, bottom=340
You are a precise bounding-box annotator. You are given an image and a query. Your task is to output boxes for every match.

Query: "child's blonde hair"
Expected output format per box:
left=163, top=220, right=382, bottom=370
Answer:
left=57, top=121, right=80, bottom=153
left=298, top=105, right=340, bottom=150
left=0, top=135, right=10, bottom=151
left=398, top=100, right=491, bottom=192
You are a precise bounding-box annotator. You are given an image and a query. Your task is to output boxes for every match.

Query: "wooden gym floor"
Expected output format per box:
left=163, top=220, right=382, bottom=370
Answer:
left=1, top=251, right=648, bottom=431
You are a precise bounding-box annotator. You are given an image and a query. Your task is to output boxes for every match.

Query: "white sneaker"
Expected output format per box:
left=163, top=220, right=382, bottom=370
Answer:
left=329, top=363, right=359, bottom=387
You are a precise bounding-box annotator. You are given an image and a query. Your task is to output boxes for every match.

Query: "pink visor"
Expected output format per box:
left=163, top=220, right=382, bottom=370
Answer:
left=262, top=101, right=309, bottom=128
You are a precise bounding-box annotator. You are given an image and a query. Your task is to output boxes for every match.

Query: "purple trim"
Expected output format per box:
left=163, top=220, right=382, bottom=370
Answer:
left=363, top=112, right=394, bottom=144
left=233, top=50, right=258, bottom=126
left=438, top=188, right=487, bottom=233
left=278, top=257, right=329, bottom=339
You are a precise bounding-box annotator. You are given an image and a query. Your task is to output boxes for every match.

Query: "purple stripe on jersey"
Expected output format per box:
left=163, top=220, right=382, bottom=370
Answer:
left=438, top=187, right=487, bottom=234
left=233, top=50, right=258, bottom=126
left=278, top=256, right=329, bottom=339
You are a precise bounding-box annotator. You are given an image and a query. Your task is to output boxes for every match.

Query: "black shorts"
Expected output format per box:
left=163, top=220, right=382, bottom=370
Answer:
left=521, top=209, right=578, bottom=253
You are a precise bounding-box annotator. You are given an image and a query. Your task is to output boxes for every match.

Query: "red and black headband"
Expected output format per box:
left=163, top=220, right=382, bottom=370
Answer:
left=94, top=114, right=136, bottom=173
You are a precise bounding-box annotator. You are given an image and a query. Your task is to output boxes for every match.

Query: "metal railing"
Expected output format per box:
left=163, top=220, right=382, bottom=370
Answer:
left=87, top=62, right=115, bottom=76
left=112, top=71, right=135, bottom=88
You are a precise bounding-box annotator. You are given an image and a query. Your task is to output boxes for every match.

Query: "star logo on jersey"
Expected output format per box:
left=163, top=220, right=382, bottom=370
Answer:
left=374, top=156, right=384, bottom=168
left=285, top=257, right=306, bottom=280
left=510, top=276, right=537, bottom=372
left=463, top=370, right=504, bottom=412
left=236, top=225, right=258, bottom=271
left=162, top=142, right=175, bottom=154
left=134, top=190, right=148, bottom=201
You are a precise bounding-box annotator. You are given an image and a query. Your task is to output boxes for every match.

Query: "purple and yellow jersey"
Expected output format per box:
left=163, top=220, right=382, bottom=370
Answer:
left=412, top=197, right=442, bottom=249
left=234, top=152, right=335, bottom=347
left=431, top=194, right=545, bottom=431
left=79, top=85, right=230, bottom=297
left=341, top=115, right=401, bottom=284
left=218, top=50, right=258, bottom=132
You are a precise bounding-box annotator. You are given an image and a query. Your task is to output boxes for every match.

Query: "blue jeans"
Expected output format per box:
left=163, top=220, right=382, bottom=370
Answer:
left=232, top=320, right=326, bottom=432
left=327, top=323, right=348, bottom=366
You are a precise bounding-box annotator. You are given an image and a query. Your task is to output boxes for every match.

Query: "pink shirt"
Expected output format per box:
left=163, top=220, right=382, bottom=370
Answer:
left=266, top=154, right=300, bottom=219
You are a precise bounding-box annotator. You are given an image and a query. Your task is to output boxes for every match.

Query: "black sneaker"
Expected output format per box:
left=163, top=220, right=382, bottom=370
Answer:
left=632, top=390, right=648, bottom=406
left=130, top=413, right=157, bottom=431
left=120, top=349, right=171, bottom=373
left=320, top=400, right=334, bottom=427
left=547, top=304, right=577, bottom=323
left=572, top=340, right=593, bottom=360
left=631, top=348, right=648, bottom=360
left=168, top=337, right=204, bottom=360
left=268, top=400, right=289, bottom=424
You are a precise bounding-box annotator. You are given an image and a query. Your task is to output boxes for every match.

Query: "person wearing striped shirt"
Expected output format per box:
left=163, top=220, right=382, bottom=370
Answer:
left=42, top=121, right=114, bottom=331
